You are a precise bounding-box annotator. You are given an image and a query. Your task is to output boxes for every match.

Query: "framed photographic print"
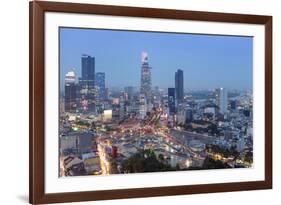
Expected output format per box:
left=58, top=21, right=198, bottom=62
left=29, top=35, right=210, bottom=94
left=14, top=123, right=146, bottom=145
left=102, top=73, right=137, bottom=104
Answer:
left=29, top=1, right=272, bottom=204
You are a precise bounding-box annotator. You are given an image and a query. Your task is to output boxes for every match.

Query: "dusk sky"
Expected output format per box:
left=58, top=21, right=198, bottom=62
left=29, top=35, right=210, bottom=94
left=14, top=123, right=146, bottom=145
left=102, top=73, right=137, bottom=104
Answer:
left=60, top=27, right=253, bottom=91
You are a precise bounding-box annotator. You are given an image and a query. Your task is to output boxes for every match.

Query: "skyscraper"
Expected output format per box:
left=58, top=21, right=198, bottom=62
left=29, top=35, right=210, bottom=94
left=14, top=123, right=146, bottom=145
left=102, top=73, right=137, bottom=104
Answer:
left=79, top=55, right=95, bottom=97
left=140, top=52, right=152, bottom=103
left=81, top=54, right=95, bottom=88
left=216, top=87, right=228, bottom=114
left=175, top=69, right=184, bottom=103
left=168, top=88, right=176, bottom=115
left=95, top=72, right=106, bottom=101
left=139, top=94, right=147, bottom=119
left=65, top=69, right=76, bottom=112
left=124, top=86, right=135, bottom=101
left=79, top=55, right=96, bottom=112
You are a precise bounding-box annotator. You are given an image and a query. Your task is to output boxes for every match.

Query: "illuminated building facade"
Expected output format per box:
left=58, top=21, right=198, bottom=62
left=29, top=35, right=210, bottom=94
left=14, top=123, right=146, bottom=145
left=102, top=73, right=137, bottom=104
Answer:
left=140, top=52, right=152, bottom=104
left=64, top=69, right=76, bottom=112
left=78, top=55, right=96, bottom=112
left=95, top=72, right=106, bottom=101
left=139, top=94, right=147, bottom=119
left=168, top=88, right=176, bottom=115
left=216, top=87, right=228, bottom=114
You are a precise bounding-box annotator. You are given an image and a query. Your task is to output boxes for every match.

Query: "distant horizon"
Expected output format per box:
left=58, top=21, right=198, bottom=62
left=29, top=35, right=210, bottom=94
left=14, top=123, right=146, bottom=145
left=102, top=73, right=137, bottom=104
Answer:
left=60, top=84, right=252, bottom=95
left=60, top=27, right=253, bottom=91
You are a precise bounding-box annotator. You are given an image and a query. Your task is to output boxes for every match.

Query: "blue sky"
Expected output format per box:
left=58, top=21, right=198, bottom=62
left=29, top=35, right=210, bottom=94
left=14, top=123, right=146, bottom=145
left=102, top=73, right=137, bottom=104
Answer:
left=60, top=27, right=253, bottom=91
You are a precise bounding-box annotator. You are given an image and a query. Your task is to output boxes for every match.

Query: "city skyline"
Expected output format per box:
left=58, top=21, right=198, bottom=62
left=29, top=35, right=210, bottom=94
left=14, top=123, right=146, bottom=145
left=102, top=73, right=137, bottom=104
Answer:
left=59, top=27, right=253, bottom=177
left=60, top=28, right=253, bottom=91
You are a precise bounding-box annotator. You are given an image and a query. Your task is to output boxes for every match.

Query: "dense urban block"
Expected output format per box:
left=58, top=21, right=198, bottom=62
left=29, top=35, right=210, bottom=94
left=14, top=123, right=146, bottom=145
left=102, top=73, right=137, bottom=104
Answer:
left=59, top=51, right=253, bottom=177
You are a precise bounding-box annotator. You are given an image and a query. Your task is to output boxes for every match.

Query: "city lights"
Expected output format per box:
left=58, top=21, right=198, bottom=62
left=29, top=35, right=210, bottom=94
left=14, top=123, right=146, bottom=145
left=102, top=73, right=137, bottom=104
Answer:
left=59, top=30, right=253, bottom=177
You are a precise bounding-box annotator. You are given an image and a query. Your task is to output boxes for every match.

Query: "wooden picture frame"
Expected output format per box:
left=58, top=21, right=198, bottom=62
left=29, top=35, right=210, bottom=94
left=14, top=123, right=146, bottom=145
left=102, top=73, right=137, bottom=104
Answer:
left=29, top=1, right=272, bottom=204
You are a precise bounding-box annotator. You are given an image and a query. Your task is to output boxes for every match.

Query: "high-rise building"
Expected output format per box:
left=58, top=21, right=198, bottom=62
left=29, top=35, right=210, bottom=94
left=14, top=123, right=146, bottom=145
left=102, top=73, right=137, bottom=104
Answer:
left=79, top=55, right=96, bottom=112
left=81, top=54, right=95, bottom=88
left=186, top=108, right=193, bottom=123
left=65, top=69, right=76, bottom=112
left=79, top=55, right=95, bottom=96
left=117, top=95, right=126, bottom=120
left=230, top=100, right=237, bottom=110
left=105, top=88, right=109, bottom=100
left=216, top=87, right=228, bottom=114
left=124, top=86, right=135, bottom=101
left=112, top=103, right=120, bottom=120
left=140, top=52, right=152, bottom=103
left=175, top=69, right=184, bottom=103
left=95, top=72, right=106, bottom=101
left=139, top=94, right=147, bottom=119
left=168, top=88, right=176, bottom=115
left=176, top=105, right=193, bottom=124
